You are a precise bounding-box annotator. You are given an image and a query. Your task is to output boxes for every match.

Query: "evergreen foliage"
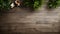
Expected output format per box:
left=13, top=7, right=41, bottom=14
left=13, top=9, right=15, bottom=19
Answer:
left=0, top=0, right=60, bottom=10
left=47, top=0, right=60, bottom=9
left=34, top=0, right=42, bottom=9
left=23, top=0, right=42, bottom=9
left=0, top=0, right=11, bottom=10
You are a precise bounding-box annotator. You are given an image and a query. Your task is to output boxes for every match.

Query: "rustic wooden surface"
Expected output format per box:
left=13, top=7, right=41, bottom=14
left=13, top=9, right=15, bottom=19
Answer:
left=0, top=5, right=60, bottom=34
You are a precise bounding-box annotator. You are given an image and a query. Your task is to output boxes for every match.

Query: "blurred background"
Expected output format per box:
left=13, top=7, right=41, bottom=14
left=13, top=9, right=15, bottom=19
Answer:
left=0, top=0, right=60, bottom=34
